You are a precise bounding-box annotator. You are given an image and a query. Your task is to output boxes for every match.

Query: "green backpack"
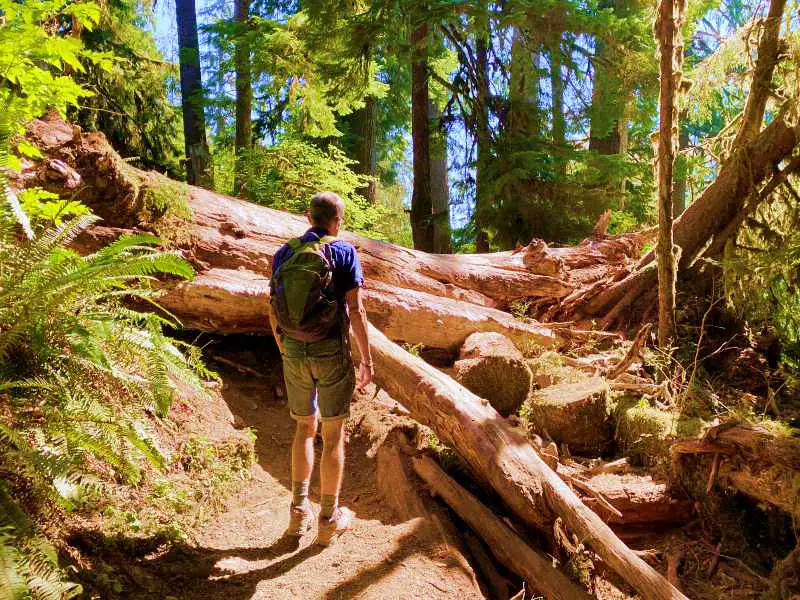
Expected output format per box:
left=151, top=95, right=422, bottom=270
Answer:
left=270, top=233, right=341, bottom=342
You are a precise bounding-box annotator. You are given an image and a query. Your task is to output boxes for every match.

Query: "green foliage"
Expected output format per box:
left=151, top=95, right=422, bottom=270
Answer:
left=0, top=524, right=82, bottom=600
left=234, top=140, right=400, bottom=239
left=0, top=210, right=213, bottom=595
left=70, top=0, right=183, bottom=176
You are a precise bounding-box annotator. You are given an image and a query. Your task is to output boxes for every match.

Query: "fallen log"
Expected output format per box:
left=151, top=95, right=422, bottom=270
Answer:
left=367, top=325, right=688, bottom=600
left=353, top=391, right=484, bottom=597
left=412, top=455, right=591, bottom=600
left=22, top=115, right=656, bottom=335
left=121, top=262, right=559, bottom=351
left=578, top=472, right=693, bottom=526
left=462, top=531, right=513, bottom=600
left=22, top=115, right=586, bottom=306
left=672, top=422, right=800, bottom=519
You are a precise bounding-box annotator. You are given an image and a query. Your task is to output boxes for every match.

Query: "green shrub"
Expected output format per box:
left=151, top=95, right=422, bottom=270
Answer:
left=234, top=140, right=405, bottom=240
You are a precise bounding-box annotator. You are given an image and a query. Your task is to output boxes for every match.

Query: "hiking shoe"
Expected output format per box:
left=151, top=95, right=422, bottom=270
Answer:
left=317, top=506, right=354, bottom=546
left=287, top=499, right=315, bottom=537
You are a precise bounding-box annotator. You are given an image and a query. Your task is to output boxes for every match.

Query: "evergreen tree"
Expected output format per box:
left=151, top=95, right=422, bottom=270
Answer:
left=234, top=0, right=253, bottom=195
left=176, top=0, right=213, bottom=187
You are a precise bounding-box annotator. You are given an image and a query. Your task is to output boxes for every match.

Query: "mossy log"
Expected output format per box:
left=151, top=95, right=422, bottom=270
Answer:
left=526, top=378, right=612, bottom=454
left=672, top=422, right=800, bottom=519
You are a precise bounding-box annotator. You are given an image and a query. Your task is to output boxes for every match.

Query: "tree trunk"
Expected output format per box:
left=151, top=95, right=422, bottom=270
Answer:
left=412, top=455, right=592, bottom=600
left=368, top=325, right=688, bottom=600
left=474, top=13, right=492, bottom=253
left=429, top=100, right=451, bottom=253
left=550, top=34, right=566, bottom=177
left=589, top=34, right=622, bottom=156
left=24, top=115, right=667, bottom=334
left=233, top=0, right=252, bottom=196
left=655, top=0, right=685, bottom=346
left=410, top=21, right=434, bottom=252
left=175, top=0, right=213, bottom=188
left=349, top=96, right=378, bottom=203
left=509, top=24, right=541, bottom=141
left=672, top=124, right=689, bottom=216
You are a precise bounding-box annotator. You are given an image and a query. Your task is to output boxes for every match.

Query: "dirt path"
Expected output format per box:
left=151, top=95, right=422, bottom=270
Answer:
left=150, top=347, right=484, bottom=600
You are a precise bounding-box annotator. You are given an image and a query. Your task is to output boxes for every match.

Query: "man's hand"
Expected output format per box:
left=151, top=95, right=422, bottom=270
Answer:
left=357, top=360, right=373, bottom=392
left=346, top=287, right=372, bottom=392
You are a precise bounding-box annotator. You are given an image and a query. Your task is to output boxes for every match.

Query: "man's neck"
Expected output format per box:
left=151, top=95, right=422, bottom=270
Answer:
left=310, top=225, right=331, bottom=236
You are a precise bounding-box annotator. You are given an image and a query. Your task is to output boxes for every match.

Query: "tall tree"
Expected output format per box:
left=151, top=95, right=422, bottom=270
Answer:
left=655, top=0, right=686, bottom=346
left=176, top=0, right=213, bottom=187
left=347, top=97, right=379, bottom=203
left=474, top=11, right=492, bottom=252
left=233, top=0, right=252, bottom=195
left=430, top=100, right=451, bottom=253
left=410, top=20, right=434, bottom=251
left=549, top=29, right=566, bottom=177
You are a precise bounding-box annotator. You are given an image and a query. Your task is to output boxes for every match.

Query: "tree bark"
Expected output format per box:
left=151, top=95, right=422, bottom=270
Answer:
left=429, top=100, right=451, bottom=254
left=474, top=13, right=492, bottom=253
left=550, top=34, right=566, bottom=177
left=672, top=123, right=689, bottom=216
left=348, top=96, right=378, bottom=203
left=412, top=455, right=592, bottom=600
left=175, top=0, right=213, bottom=188
left=410, top=21, right=434, bottom=252
left=732, top=0, right=787, bottom=148
left=655, top=0, right=685, bottom=346
left=509, top=23, right=541, bottom=141
left=368, top=325, right=688, bottom=600
left=233, top=0, right=252, bottom=196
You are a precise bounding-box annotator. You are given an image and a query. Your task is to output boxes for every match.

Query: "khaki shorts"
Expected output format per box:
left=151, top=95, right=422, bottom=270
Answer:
left=281, top=337, right=355, bottom=422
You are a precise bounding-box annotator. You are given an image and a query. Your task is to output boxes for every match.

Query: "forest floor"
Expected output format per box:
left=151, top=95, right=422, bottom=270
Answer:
left=97, top=338, right=484, bottom=600
left=68, top=335, right=797, bottom=600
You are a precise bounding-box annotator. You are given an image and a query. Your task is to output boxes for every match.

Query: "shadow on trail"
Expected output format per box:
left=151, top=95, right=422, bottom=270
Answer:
left=72, top=528, right=327, bottom=599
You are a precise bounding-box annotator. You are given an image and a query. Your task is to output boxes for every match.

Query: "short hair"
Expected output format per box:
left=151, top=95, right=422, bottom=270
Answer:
left=309, top=191, right=344, bottom=227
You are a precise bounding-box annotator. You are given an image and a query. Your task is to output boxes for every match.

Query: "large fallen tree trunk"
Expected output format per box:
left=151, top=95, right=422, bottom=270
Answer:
left=68, top=246, right=558, bottom=350
left=22, top=116, right=647, bottom=331
left=366, top=324, right=688, bottom=600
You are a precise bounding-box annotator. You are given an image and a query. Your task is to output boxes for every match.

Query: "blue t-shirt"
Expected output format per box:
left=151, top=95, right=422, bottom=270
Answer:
left=272, top=227, right=364, bottom=340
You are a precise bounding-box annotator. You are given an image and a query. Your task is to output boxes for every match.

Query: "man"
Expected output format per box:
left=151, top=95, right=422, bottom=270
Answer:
left=269, top=191, right=373, bottom=546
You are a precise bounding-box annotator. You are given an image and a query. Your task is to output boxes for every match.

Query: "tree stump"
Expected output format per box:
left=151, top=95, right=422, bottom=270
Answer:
left=526, top=378, right=611, bottom=454
left=453, top=333, right=533, bottom=417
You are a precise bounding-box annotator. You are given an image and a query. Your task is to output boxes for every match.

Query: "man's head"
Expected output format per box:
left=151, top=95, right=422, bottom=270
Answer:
left=307, top=191, right=345, bottom=235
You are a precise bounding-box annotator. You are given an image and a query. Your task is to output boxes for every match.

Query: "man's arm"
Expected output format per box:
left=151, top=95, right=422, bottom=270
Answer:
left=345, top=287, right=373, bottom=391
left=268, top=302, right=285, bottom=354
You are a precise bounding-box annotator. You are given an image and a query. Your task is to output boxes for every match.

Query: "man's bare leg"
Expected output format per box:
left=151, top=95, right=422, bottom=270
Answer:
left=317, top=418, right=352, bottom=545
left=288, top=415, right=317, bottom=536
left=319, top=418, right=346, bottom=508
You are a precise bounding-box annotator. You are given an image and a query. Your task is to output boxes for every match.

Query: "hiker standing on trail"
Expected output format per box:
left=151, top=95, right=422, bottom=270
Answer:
left=269, top=191, right=373, bottom=545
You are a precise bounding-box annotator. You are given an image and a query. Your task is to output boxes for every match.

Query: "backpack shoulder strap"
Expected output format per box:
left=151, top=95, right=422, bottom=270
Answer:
left=287, top=237, right=304, bottom=251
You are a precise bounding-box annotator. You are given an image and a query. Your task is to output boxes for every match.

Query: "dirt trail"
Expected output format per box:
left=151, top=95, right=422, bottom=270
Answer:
left=149, top=344, right=484, bottom=600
